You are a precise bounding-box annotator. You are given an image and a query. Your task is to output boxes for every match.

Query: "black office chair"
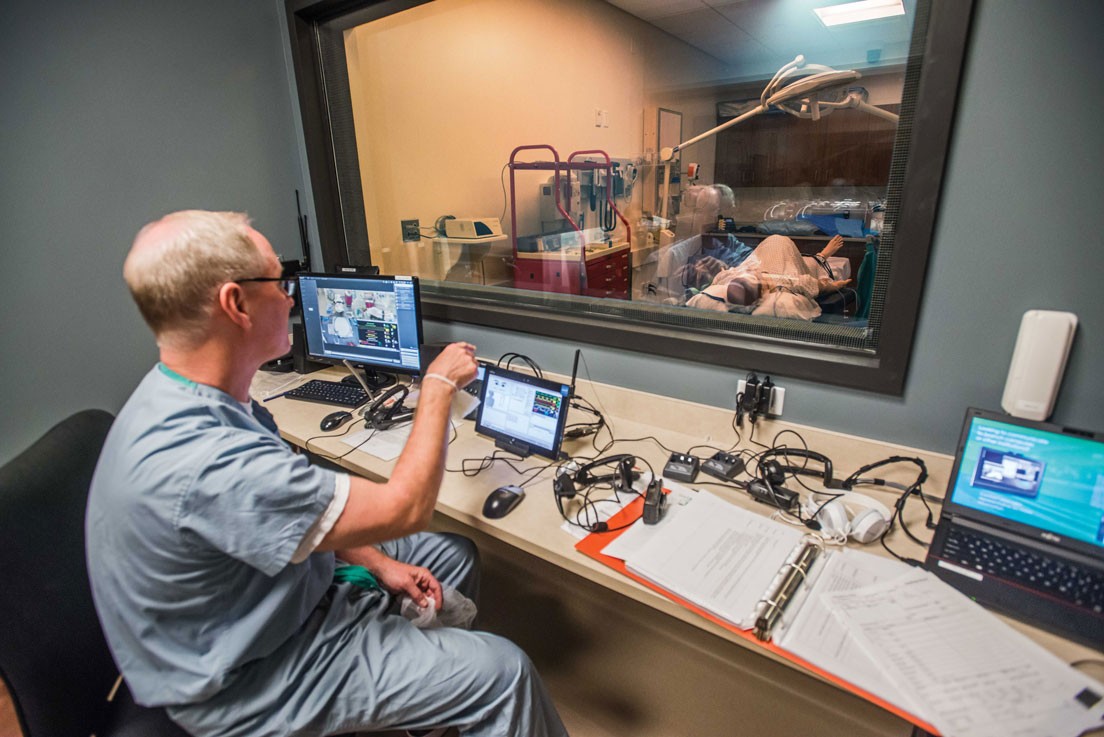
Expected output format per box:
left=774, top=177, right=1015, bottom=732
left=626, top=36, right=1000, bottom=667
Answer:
left=0, top=409, right=190, bottom=737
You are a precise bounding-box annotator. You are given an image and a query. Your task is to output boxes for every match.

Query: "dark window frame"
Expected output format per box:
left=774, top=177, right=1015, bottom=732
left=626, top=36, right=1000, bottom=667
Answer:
left=284, top=0, right=974, bottom=395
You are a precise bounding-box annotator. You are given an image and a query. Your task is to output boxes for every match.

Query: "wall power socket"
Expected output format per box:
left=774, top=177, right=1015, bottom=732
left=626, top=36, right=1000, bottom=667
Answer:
left=401, top=219, right=421, bottom=242
left=737, top=379, right=785, bottom=416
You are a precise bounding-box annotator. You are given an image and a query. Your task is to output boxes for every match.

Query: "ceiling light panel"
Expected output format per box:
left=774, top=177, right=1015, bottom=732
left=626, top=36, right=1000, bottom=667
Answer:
left=814, top=0, right=905, bottom=26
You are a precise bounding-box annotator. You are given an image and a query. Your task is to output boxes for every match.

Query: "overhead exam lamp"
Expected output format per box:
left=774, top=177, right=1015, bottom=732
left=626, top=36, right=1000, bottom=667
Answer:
left=658, top=55, right=900, bottom=220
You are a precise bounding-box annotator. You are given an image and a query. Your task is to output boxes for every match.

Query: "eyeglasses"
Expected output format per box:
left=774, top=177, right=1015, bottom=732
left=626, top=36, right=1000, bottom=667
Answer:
left=237, top=277, right=297, bottom=296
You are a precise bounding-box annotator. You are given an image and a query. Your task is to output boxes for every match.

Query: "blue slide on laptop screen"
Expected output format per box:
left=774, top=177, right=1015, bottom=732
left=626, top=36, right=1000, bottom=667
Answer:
left=950, top=413, right=1104, bottom=550
left=928, top=408, right=1104, bottom=649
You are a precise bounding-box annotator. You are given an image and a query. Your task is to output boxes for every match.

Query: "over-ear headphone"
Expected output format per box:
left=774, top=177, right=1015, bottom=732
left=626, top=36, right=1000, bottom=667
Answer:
left=756, top=448, right=842, bottom=489
left=806, top=492, right=891, bottom=544
left=362, top=384, right=413, bottom=431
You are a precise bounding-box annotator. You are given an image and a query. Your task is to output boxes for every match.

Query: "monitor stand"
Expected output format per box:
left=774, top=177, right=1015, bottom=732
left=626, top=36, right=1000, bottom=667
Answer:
left=495, top=437, right=531, bottom=458
left=341, top=360, right=396, bottom=394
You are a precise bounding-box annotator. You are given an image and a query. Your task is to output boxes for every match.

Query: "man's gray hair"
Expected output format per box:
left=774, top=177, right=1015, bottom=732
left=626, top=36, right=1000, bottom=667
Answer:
left=123, top=210, right=268, bottom=344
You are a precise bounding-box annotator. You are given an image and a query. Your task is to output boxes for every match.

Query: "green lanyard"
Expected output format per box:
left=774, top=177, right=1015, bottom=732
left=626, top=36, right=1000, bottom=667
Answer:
left=333, top=565, right=380, bottom=590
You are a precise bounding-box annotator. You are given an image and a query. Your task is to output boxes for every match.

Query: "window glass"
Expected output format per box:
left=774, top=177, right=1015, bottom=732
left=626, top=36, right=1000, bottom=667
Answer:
left=344, top=0, right=908, bottom=336
left=288, top=0, right=969, bottom=393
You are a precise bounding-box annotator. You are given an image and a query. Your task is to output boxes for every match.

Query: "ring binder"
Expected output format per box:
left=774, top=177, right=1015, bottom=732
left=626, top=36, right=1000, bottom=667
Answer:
left=754, top=539, right=822, bottom=641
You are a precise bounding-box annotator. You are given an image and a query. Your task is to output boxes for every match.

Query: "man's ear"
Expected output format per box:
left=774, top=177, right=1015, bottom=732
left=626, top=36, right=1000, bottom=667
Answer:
left=217, top=282, right=252, bottom=329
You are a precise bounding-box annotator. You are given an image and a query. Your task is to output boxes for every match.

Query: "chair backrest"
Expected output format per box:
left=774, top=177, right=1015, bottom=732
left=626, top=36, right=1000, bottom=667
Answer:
left=0, top=409, right=118, bottom=737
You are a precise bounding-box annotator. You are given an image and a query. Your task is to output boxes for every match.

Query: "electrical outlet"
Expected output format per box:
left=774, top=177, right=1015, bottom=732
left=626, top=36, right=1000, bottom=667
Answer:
left=401, top=219, right=420, bottom=242
left=737, top=379, right=785, bottom=416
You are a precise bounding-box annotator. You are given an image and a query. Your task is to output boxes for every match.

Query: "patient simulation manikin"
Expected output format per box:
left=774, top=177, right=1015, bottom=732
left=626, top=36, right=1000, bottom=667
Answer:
left=686, top=235, right=850, bottom=319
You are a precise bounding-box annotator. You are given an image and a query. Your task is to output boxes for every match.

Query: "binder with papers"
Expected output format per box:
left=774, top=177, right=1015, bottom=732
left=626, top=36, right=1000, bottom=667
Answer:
left=578, top=489, right=1104, bottom=737
left=583, top=489, right=927, bottom=719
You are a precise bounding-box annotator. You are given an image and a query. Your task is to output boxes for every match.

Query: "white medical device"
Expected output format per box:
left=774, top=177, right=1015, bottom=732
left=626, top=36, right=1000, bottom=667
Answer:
left=1001, top=310, right=1078, bottom=421
left=444, top=217, right=503, bottom=240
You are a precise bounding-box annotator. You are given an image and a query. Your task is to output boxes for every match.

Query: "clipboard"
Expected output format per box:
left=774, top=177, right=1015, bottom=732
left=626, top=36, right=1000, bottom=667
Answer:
left=575, top=494, right=938, bottom=734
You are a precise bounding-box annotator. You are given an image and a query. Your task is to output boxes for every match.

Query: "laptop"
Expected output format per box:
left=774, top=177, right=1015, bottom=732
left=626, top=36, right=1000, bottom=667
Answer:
left=926, top=408, right=1104, bottom=651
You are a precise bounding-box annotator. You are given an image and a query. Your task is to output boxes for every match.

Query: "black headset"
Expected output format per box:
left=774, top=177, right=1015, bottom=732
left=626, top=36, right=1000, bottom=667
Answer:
left=554, top=454, right=636, bottom=496
left=553, top=454, right=639, bottom=532
left=755, top=447, right=843, bottom=489
left=363, top=384, right=413, bottom=431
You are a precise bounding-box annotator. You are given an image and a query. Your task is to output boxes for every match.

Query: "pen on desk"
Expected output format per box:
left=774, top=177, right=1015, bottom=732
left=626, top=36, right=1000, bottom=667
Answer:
left=754, top=540, right=821, bottom=642
left=262, top=389, right=292, bottom=403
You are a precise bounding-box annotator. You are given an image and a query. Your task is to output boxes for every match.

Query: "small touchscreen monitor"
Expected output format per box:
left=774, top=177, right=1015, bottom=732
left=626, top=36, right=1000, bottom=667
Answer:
left=474, top=365, right=570, bottom=460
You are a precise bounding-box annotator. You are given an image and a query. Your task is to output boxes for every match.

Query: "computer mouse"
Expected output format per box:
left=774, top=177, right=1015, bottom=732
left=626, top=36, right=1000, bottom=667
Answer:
left=482, top=484, right=525, bottom=519
left=319, top=410, right=353, bottom=432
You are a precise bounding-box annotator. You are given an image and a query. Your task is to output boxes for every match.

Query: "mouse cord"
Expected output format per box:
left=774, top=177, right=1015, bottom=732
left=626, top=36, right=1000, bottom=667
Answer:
left=304, top=420, right=378, bottom=462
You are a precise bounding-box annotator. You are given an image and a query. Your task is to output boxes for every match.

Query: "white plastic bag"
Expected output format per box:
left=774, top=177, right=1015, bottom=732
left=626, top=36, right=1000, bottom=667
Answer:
left=400, top=585, right=478, bottom=629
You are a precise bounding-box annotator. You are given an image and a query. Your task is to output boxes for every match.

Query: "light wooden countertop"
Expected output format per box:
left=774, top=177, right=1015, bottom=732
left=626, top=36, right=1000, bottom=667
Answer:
left=256, top=365, right=1098, bottom=727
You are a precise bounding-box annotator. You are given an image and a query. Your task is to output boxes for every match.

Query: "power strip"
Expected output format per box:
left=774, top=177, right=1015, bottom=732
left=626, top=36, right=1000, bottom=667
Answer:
left=737, top=379, right=785, bottom=416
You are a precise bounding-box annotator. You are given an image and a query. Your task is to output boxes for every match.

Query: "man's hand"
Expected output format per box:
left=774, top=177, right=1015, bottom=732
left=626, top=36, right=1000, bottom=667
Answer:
left=372, top=556, right=444, bottom=611
left=426, top=342, right=478, bottom=390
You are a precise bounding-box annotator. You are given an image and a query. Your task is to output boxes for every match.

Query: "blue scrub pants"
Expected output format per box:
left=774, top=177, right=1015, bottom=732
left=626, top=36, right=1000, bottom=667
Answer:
left=168, top=532, right=568, bottom=737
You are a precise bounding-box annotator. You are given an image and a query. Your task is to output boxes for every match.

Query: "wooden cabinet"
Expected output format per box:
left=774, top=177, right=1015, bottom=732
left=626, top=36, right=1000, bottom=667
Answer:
left=514, top=244, right=631, bottom=300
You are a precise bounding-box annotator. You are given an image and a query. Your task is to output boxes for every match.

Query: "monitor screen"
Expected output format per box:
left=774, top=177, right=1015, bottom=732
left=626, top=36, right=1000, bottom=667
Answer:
left=475, top=365, right=571, bottom=460
left=297, top=273, right=423, bottom=376
left=946, top=409, right=1104, bottom=556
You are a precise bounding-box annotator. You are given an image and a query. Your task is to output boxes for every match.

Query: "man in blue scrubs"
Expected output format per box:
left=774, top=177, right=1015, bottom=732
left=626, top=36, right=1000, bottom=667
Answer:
left=86, top=210, right=568, bottom=737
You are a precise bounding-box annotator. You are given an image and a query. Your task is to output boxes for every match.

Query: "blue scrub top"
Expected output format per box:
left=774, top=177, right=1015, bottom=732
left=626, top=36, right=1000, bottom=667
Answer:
left=86, top=366, right=340, bottom=706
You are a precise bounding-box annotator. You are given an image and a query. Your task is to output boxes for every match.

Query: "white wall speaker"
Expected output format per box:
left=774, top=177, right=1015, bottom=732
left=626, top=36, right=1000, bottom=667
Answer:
left=1001, top=310, right=1078, bottom=421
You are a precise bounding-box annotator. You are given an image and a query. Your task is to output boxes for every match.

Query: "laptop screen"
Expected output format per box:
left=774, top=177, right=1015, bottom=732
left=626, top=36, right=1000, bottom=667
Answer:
left=946, top=409, right=1104, bottom=558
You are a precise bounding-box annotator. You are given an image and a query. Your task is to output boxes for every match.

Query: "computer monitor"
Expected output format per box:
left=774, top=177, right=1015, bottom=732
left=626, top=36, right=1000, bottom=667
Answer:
left=474, top=365, right=571, bottom=460
left=297, top=273, right=423, bottom=388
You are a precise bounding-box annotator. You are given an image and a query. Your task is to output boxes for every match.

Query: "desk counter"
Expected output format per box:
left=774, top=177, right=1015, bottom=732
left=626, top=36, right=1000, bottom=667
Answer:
left=259, top=368, right=1097, bottom=736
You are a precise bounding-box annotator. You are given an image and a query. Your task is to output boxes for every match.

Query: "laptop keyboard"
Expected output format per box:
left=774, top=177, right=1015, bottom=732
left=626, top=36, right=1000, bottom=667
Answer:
left=943, top=527, right=1104, bottom=613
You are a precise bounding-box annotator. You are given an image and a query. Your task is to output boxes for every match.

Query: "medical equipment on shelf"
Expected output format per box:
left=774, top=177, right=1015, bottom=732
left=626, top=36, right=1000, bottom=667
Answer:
left=443, top=217, right=504, bottom=240
left=540, top=173, right=582, bottom=229
left=508, top=145, right=632, bottom=298
left=657, top=55, right=900, bottom=220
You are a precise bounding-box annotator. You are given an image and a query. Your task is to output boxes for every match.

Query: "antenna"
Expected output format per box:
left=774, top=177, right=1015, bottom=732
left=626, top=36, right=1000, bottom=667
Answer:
left=295, top=189, right=312, bottom=272
left=569, top=349, right=582, bottom=399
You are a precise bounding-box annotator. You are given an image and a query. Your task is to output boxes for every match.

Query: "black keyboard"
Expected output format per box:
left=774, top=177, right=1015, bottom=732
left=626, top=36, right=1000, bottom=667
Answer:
left=283, top=379, right=369, bottom=408
left=943, top=527, right=1104, bottom=612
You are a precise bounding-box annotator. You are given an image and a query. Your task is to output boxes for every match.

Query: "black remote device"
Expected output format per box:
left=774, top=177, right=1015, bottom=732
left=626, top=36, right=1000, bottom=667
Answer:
left=701, top=451, right=744, bottom=481
left=663, top=452, right=700, bottom=483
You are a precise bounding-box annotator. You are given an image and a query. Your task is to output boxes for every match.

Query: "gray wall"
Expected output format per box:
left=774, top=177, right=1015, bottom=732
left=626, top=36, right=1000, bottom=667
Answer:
left=2, top=0, right=1100, bottom=466
left=428, top=0, right=1104, bottom=454
left=1, top=0, right=304, bottom=464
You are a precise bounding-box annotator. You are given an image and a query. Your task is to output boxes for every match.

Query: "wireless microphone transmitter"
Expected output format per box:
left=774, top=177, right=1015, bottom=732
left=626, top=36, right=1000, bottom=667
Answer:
left=747, top=479, right=799, bottom=511
left=643, top=478, right=667, bottom=525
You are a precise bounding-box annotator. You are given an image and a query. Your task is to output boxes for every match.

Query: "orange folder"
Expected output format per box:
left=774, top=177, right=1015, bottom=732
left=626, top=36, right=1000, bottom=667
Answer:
left=574, top=494, right=938, bottom=734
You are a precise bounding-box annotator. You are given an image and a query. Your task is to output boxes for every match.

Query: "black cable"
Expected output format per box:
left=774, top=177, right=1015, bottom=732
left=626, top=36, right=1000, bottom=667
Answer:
left=498, top=352, right=543, bottom=378
left=498, top=162, right=509, bottom=225
left=837, top=457, right=931, bottom=565
left=553, top=454, right=656, bottom=534
left=449, top=453, right=558, bottom=482
left=304, top=418, right=379, bottom=462
left=563, top=395, right=606, bottom=439
left=748, top=421, right=770, bottom=448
